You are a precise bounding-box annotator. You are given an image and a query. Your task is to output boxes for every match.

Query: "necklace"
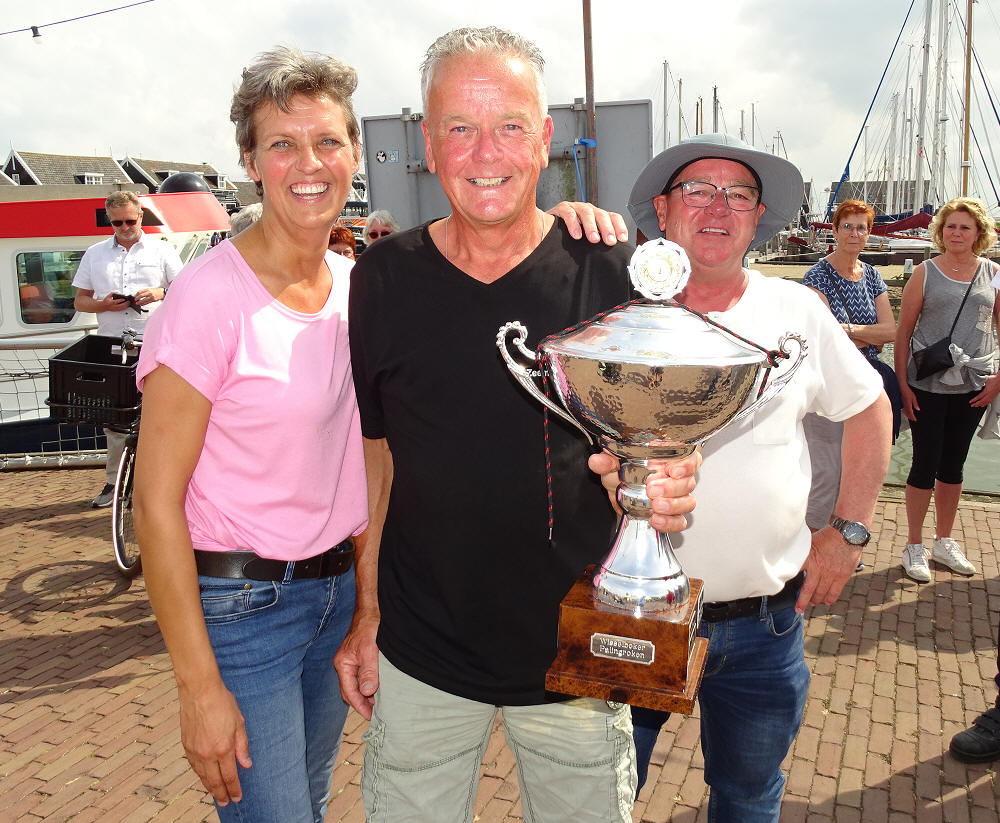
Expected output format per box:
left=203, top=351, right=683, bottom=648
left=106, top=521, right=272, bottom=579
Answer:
left=945, top=255, right=975, bottom=273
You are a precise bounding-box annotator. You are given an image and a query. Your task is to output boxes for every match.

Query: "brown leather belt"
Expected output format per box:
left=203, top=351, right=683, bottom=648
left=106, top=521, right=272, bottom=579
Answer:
left=194, top=540, right=354, bottom=581
left=701, top=571, right=805, bottom=623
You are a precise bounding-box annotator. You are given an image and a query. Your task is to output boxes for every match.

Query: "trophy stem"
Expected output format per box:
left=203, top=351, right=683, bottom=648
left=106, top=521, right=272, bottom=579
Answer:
left=592, top=459, right=690, bottom=616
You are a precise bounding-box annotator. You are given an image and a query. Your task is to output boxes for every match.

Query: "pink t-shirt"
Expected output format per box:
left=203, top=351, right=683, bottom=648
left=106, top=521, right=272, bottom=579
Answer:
left=136, top=241, right=367, bottom=560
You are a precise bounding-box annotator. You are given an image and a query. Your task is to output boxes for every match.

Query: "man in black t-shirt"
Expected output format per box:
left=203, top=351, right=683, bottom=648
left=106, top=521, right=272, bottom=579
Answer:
left=334, top=26, right=698, bottom=823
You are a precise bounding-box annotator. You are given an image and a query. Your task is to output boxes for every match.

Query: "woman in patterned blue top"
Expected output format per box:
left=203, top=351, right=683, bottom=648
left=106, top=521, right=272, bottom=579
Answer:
left=801, top=200, right=897, bottom=555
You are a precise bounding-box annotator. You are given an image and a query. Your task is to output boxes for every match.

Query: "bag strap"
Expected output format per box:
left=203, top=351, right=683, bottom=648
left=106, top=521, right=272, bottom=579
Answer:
left=823, top=259, right=857, bottom=323
left=945, top=265, right=980, bottom=337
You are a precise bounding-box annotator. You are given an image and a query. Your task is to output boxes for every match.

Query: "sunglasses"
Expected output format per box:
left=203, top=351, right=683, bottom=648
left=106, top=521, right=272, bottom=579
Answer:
left=110, top=219, right=139, bottom=227
left=367, top=230, right=391, bottom=239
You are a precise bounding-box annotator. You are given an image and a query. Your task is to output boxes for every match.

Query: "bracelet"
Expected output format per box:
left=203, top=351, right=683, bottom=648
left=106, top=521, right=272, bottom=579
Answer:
left=847, top=323, right=854, bottom=337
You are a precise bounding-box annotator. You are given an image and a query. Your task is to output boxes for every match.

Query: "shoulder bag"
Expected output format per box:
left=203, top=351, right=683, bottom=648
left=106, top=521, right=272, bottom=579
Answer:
left=824, top=263, right=902, bottom=441
left=912, top=270, right=978, bottom=380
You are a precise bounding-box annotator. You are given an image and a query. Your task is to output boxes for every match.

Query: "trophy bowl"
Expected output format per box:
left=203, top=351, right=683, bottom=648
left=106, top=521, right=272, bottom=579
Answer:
left=497, top=239, right=807, bottom=615
left=496, top=240, right=807, bottom=712
left=498, top=302, right=806, bottom=615
left=497, top=239, right=806, bottom=714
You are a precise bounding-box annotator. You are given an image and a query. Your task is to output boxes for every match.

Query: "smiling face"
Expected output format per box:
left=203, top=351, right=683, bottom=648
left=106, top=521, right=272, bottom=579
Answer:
left=244, top=93, right=360, bottom=237
left=652, top=158, right=765, bottom=277
left=421, top=52, right=553, bottom=229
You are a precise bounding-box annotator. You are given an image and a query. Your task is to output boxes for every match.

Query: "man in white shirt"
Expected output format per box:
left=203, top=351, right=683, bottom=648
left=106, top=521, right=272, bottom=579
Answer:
left=73, top=190, right=182, bottom=507
left=602, top=133, right=893, bottom=820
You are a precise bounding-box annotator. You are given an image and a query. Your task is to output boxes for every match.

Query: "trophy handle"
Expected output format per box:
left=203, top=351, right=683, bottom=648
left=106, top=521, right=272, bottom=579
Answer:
left=496, top=321, right=595, bottom=443
left=725, top=333, right=808, bottom=429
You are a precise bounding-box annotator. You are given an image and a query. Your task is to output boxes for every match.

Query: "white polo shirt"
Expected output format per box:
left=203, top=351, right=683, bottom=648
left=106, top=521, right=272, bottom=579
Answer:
left=73, top=234, right=183, bottom=336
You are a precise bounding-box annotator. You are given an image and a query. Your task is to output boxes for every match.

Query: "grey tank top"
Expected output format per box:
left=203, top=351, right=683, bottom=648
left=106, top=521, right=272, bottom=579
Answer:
left=908, top=258, right=998, bottom=393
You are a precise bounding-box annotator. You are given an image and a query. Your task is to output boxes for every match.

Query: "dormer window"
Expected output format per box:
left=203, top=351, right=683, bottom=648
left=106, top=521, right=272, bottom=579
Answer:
left=82, top=173, right=104, bottom=185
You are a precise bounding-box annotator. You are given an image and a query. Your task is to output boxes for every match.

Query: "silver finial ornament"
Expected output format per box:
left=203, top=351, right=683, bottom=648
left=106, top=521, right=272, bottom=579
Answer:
left=628, top=239, right=691, bottom=301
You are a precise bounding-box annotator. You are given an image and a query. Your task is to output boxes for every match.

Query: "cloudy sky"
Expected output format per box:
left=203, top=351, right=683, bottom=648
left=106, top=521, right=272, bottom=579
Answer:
left=2, top=0, right=999, bottom=216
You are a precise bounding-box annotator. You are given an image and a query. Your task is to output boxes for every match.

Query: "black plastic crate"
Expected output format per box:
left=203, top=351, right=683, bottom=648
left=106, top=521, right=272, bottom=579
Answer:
left=47, top=335, right=141, bottom=426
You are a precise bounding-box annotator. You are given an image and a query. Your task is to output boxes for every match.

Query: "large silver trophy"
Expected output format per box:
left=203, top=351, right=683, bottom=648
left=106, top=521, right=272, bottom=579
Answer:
left=497, top=239, right=806, bottom=711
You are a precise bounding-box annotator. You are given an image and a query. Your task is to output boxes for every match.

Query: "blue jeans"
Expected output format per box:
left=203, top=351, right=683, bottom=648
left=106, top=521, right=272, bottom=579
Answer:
left=632, top=603, right=809, bottom=823
left=199, top=563, right=356, bottom=823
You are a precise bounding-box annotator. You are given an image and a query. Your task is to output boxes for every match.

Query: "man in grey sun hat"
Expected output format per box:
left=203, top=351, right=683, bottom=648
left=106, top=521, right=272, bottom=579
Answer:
left=592, top=132, right=892, bottom=819
left=627, top=131, right=804, bottom=248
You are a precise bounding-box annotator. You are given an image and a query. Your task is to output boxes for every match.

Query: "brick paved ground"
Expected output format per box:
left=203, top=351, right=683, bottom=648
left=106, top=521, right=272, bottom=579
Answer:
left=0, top=469, right=997, bottom=822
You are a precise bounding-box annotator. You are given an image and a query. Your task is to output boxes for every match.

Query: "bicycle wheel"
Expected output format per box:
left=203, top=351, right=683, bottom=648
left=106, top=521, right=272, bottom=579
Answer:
left=112, top=443, right=142, bottom=577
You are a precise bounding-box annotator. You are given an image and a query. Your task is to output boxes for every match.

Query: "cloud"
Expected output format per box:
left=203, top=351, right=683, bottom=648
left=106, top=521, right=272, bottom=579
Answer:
left=3, top=0, right=998, bottom=213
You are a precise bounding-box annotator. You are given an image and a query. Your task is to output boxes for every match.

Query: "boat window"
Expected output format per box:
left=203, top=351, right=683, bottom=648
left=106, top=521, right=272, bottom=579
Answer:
left=175, top=232, right=212, bottom=263
left=15, top=251, right=83, bottom=325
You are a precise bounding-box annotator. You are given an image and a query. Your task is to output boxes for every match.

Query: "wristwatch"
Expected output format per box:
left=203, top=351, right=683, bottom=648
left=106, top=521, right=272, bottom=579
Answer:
left=829, top=516, right=871, bottom=547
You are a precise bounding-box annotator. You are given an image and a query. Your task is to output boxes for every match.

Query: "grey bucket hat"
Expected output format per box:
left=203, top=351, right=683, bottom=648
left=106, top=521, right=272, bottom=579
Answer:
left=627, top=132, right=804, bottom=250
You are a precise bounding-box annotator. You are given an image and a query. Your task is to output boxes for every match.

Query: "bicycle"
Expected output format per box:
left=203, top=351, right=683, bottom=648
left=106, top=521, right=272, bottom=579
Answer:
left=108, top=328, right=142, bottom=577
left=47, top=327, right=143, bottom=577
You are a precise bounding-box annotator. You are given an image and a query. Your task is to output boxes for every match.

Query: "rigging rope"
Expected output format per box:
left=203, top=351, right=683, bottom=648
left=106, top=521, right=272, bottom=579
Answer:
left=825, top=0, right=917, bottom=220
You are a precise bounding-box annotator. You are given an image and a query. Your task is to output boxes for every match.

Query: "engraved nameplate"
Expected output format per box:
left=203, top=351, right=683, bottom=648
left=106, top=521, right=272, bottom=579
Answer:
left=590, top=633, right=655, bottom=665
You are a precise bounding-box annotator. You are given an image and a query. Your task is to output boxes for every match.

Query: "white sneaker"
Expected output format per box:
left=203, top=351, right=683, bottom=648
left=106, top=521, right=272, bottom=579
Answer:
left=932, top=537, right=976, bottom=575
left=902, top=543, right=932, bottom=582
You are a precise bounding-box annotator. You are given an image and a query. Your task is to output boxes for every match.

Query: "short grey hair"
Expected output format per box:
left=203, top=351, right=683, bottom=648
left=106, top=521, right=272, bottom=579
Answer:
left=229, top=203, right=263, bottom=237
left=420, top=27, right=547, bottom=119
left=105, top=190, right=141, bottom=214
left=230, top=45, right=360, bottom=168
left=365, top=209, right=400, bottom=235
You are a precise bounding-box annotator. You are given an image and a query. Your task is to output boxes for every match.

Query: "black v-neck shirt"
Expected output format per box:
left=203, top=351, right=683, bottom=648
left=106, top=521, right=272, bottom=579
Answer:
left=349, top=218, right=633, bottom=704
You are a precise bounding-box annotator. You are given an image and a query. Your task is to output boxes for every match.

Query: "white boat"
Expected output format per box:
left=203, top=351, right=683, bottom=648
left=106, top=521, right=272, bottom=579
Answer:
left=0, top=189, right=230, bottom=467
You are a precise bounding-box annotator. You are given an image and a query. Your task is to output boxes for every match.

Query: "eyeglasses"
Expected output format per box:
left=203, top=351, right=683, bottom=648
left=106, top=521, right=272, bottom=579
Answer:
left=110, top=219, right=139, bottom=227
left=668, top=181, right=761, bottom=212
left=331, top=248, right=355, bottom=258
left=367, top=230, right=391, bottom=239
left=838, top=222, right=870, bottom=235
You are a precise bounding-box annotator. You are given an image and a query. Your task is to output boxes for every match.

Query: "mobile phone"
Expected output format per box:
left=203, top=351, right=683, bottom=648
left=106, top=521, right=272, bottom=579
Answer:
left=110, top=293, right=147, bottom=312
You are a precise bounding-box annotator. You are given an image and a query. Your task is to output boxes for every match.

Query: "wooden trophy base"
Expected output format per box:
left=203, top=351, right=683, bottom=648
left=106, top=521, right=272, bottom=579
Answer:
left=545, top=566, right=708, bottom=714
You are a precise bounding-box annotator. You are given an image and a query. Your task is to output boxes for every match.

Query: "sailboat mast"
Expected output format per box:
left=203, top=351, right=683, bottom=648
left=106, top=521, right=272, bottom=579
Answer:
left=914, top=0, right=934, bottom=211
left=961, top=0, right=973, bottom=195
left=678, top=78, right=682, bottom=143
left=896, top=45, right=913, bottom=212
left=930, top=0, right=948, bottom=205
left=887, top=93, right=899, bottom=214
left=663, top=61, right=669, bottom=150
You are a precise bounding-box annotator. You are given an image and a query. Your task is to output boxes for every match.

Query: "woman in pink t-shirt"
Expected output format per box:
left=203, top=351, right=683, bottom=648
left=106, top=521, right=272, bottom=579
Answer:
left=133, top=47, right=368, bottom=823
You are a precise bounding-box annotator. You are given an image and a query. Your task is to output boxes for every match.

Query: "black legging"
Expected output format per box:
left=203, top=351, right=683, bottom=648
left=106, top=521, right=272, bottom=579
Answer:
left=906, top=386, right=987, bottom=488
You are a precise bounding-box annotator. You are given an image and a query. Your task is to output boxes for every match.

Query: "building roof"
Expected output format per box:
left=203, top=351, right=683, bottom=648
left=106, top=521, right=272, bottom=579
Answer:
left=121, top=157, right=236, bottom=190
left=0, top=169, right=15, bottom=185
left=6, top=150, right=130, bottom=185
left=231, top=180, right=260, bottom=205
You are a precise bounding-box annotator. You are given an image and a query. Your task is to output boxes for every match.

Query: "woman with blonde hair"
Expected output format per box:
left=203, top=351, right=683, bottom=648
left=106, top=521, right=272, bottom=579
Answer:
left=895, top=196, right=1000, bottom=582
